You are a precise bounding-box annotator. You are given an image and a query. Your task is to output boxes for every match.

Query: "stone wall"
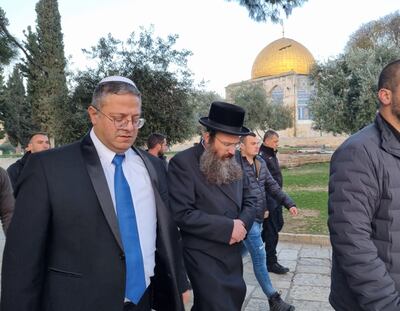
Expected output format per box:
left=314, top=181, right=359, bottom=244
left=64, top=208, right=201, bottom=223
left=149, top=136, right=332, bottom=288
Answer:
left=278, top=153, right=332, bottom=168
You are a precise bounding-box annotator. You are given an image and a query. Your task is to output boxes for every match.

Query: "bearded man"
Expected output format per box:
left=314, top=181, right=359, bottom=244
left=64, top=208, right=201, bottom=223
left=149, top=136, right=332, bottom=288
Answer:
left=168, top=101, right=256, bottom=311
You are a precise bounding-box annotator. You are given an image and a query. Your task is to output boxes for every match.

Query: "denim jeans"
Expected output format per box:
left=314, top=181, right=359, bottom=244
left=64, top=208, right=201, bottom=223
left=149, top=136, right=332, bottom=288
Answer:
left=243, top=222, right=277, bottom=298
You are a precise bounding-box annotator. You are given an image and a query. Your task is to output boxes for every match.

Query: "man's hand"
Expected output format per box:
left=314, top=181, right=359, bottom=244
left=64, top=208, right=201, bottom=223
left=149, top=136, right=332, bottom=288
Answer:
left=289, top=206, right=298, bottom=216
left=230, top=219, right=247, bottom=245
left=182, top=290, right=191, bottom=304
left=264, top=210, right=269, bottom=219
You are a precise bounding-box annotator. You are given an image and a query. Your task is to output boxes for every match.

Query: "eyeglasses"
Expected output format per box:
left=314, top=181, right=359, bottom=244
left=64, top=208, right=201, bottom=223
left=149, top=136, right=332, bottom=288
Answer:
left=214, top=135, right=241, bottom=150
left=91, top=105, right=145, bottom=129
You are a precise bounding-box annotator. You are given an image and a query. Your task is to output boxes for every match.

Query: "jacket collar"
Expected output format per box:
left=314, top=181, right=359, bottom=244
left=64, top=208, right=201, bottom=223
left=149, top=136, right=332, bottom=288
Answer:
left=376, top=113, right=400, bottom=158
left=260, top=144, right=277, bottom=157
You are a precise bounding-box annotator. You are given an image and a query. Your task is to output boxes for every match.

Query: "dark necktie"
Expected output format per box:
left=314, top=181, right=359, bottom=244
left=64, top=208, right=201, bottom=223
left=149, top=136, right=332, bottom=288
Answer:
left=112, top=154, right=146, bottom=304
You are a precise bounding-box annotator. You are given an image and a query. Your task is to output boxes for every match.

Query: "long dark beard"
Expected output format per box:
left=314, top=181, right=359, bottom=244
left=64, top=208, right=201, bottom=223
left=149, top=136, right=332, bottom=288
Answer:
left=199, top=147, right=243, bottom=185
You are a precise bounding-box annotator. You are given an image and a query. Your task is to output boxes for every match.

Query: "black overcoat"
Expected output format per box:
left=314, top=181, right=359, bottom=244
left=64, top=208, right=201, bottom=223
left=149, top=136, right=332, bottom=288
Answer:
left=167, top=144, right=256, bottom=311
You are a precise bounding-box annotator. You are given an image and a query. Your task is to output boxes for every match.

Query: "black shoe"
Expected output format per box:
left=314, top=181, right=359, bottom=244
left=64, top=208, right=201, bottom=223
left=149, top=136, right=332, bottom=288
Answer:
left=268, top=292, right=295, bottom=311
left=268, top=262, right=289, bottom=274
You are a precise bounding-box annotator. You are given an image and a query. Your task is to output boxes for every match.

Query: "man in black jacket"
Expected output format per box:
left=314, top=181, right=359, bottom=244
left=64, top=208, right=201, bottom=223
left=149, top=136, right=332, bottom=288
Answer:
left=328, top=59, right=400, bottom=310
left=7, top=132, right=50, bottom=191
left=146, top=133, right=168, bottom=169
left=259, top=130, right=290, bottom=274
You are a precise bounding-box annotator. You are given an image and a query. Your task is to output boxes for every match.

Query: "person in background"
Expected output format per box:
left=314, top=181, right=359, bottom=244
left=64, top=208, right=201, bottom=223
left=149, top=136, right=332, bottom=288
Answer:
left=7, top=132, right=50, bottom=191
left=259, top=130, right=292, bottom=274
left=0, top=167, right=14, bottom=234
left=238, top=132, right=296, bottom=311
left=328, top=60, right=400, bottom=310
left=146, top=133, right=168, bottom=169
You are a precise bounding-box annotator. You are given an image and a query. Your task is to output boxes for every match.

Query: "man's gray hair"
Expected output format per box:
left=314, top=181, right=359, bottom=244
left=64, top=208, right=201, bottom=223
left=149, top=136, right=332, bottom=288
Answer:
left=263, top=129, right=279, bottom=142
left=92, top=78, right=141, bottom=108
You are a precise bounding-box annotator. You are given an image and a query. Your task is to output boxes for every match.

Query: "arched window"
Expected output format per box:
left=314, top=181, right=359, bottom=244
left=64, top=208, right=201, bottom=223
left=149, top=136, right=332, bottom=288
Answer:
left=297, top=89, right=312, bottom=120
left=271, top=86, right=284, bottom=105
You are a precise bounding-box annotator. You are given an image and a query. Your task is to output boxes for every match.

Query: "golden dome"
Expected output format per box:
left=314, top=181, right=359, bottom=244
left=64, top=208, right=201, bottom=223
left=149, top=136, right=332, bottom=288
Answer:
left=251, top=37, right=315, bottom=79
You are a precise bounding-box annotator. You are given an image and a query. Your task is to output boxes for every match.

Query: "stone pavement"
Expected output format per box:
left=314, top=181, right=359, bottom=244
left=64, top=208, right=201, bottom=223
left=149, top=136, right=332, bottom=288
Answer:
left=185, top=241, right=333, bottom=311
left=241, top=241, right=333, bottom=311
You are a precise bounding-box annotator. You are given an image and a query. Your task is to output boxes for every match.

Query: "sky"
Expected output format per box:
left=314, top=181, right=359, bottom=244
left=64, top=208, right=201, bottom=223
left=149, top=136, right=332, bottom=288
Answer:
left=1, top=0, right=400, bottom=96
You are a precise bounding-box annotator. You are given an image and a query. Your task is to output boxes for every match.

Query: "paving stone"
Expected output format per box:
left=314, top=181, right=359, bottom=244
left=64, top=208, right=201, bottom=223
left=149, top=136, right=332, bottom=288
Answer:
left=296, top=264, right=331, bottom=275
left=291, top=299, right=334, bottom=311
left=245, top=284, right=257, bottom=300
left=291, top=285, right=330, bottom=302
left=293, top=273, right=331, bottom=287
left=243, top=298, right=269, bottom=311
left=243, top=262, right=259, bottom=285
left=269, top=272, right=294, bottom=283
left=277, top=242, right=302, bottom=250
left=277, top=249, right=299, bottom=261
left=300, top=247, right=331, bottom=259
left=298, top=257, right=331, bottom=267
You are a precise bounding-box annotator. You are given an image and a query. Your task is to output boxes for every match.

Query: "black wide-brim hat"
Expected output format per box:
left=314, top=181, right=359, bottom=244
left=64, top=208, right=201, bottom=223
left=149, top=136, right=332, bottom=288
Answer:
left=199, top=101, right=251, bottom=136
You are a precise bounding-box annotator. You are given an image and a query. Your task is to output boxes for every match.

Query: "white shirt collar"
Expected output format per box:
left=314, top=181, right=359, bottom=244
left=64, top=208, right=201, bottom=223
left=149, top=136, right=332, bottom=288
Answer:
left=90, top=129, right=119, bottom=166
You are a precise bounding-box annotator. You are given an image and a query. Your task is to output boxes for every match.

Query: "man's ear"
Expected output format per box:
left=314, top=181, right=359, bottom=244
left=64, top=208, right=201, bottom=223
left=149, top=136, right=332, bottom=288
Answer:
left=378, top=88, right=392, bottom=107
left=203, top=132, right=210, bottom=145
left=87, top=106, right=98, bottom=125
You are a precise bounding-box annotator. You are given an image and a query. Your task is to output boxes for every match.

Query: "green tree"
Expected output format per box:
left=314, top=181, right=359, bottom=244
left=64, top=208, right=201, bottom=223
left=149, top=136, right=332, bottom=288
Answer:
left=0, top=69, right=6, bottom=140
left=309, top=11, right=400, bottom=135
left=0, top=7, right=17, bottom=67
left=20, top=0, right=70, bottom=145
left=227, top=0, right=307, bottom=23
left=309, top=46, right=400, bottom=135
left=231, top=83, right=292, bottom=136
left=0, top=66, right=35, bottom=147
left=73, top=27, right=197, bottom=146
left=346, top=11, right=400, bottom=51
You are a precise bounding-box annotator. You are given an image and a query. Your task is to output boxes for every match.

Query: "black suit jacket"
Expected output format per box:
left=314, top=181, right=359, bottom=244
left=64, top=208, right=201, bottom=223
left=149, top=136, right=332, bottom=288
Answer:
left=1, top=134, right=186, bottom=311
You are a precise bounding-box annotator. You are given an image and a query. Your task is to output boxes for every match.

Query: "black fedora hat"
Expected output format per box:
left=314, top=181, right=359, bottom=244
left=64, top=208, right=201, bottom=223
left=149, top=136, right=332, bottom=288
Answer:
left=199, top=101, right=250, bottom=136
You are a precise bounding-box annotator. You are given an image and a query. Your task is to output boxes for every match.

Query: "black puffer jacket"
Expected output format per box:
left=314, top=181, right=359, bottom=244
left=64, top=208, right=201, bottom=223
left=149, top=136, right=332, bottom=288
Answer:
left=237, top=153, right=294, bottom=223
left=328, top=113, right=400, bottom=311
left=259, top=144, right=282, bottom=187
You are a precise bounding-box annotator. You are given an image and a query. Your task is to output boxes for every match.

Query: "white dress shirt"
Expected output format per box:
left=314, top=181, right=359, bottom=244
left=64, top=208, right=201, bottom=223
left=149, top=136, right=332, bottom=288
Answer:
left=90, top=129, right=157, bottom=287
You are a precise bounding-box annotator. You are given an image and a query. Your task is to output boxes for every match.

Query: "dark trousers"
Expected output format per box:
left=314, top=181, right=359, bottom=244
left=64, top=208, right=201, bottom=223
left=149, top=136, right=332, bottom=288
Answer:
left=123, top=287, right=151, bottom=311
left=262, top=204, right=283, bottom=266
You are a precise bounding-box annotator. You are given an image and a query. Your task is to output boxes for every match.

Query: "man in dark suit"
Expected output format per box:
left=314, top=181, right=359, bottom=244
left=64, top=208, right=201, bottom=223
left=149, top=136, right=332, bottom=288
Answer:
left=168, top=101, right=256, bottom=311
left=1, top=76, right=188, bottom=311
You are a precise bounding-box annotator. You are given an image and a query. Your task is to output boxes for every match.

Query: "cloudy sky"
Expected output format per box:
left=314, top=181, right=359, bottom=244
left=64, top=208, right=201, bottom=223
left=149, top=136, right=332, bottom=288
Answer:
left=2, top=0, right=399, bottom=96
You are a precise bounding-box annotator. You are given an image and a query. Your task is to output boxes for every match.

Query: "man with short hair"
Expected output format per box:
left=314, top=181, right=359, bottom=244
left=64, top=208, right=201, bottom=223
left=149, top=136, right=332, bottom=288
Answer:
left=147, top=133, right=168, bottom=169
left=168, top=101, right=256, bottom=311
left=1, top=76, right=188, bottom=311
left=259, top=129, right=291, bottom=274
left=328, top=59, right=400, bottom=310
left=238, top=132, right=296, bottom=311
left=7, top=132, right=50, bottom=191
